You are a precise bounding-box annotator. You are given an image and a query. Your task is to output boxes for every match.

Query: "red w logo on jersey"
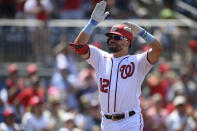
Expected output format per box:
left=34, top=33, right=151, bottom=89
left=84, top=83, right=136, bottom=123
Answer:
left=120, top=62, right=135, bottom=79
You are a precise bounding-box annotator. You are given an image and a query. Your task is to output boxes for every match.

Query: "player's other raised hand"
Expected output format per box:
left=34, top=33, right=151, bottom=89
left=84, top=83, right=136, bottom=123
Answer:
left=123, top=22, right=143, bottom=36
left=123, top=22, right=155, bottom=44
left=91, top=0, right=109, bottom=23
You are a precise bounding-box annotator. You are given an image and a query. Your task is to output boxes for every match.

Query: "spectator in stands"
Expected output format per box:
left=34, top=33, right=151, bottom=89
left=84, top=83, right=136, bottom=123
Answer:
left=24, top=0, right=53, bottom=21
left=6, top=64, right=24, bottom=105
left=76, top=64, right=97, bottom=101
left=88, top=99, right=101, bottom=131
left=51, top=40, right=77, bottom=90
left=24, top=64, right=39, bottom=88
left=146, top=93, right=167, bottom=131
left=169, top=69, right=196, bottom=108
left=4, top=64, right=25, bottom=123
left=78, top=94, right=99, bottom=131
left=22, top=96, right=49, bottom=131
left=44, top=86, right=65, bottom=131
left=0, top=108, right=21, bottom=131
left=15, top=75, right=45, bottom=110
left=15, top=0, right=26, bottom=18
left=60, top=0, right=84, bottom=19
left=59, top=112, right=83, bottom=131
left=166, top=95, right=196, bottom=131
left=24, top=0, right=53, bottom=61
left=51, top=42, right=78, bottom=110
left=141, top=97, right=152, bottom=131
left=147, top=62, right=175, bottom=106
left=180, top=69, right=197, bottom=108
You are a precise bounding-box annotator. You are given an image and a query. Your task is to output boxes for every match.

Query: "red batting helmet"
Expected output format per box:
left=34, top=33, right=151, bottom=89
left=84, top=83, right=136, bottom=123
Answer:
left=105, top=24, right=133, bottom=44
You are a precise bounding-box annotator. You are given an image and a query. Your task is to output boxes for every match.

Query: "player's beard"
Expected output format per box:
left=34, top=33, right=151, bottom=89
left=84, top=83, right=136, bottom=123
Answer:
left=109, top=46, right=122, bottom=53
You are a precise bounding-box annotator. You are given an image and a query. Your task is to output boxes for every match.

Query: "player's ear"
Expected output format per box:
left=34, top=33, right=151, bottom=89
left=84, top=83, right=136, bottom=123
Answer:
left=126, top=40, right=130, bottom=47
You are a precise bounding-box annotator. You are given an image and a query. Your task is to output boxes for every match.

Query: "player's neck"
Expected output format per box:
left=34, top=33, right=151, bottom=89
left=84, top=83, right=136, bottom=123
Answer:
left=113, top=50, right=129, bottom=58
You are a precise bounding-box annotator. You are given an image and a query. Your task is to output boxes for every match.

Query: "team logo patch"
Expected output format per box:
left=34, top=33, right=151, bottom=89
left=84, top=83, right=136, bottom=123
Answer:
left=120, top=62, right=135, bottom=79
left=111, top=26, right=118, bottom=31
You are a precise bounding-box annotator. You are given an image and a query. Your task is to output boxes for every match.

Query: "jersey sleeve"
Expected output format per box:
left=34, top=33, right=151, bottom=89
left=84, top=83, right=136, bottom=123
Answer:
left=86, top=45, right=106, bottom=70
left=137, top=51, right=153, bottom=76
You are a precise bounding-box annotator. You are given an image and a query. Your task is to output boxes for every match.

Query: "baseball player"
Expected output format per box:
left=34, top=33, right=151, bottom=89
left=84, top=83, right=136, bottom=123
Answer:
left=70, top=1, right=163, bottom=131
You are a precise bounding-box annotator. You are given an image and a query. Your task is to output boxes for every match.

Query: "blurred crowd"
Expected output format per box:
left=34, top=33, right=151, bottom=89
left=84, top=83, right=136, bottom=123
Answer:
left=0, top=0, right=197, bottom=131
left=0, top=36, right=196, bottom=131
left=0, top=0, right=196, bottom=20
left=0, top=0, right=197, bottom=62
left=0, top=54, right=101, bottom=131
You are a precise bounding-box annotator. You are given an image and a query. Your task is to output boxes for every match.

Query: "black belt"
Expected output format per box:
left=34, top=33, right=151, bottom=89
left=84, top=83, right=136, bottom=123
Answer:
left=104, top=111, right=135, bottom=121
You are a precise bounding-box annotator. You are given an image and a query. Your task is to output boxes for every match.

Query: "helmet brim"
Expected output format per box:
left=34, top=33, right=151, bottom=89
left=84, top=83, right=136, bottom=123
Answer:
left=105, top=32, right=124, bottom=37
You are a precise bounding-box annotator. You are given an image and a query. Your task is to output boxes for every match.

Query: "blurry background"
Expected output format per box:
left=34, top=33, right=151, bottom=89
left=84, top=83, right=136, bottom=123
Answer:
left=0, top=0, right=197, bottom=131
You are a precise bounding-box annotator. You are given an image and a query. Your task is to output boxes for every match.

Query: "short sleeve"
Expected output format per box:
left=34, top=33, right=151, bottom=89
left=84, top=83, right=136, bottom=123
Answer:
left=86, top=45, right=108, bottom=70
left=137, top=51, right=153, bottom=76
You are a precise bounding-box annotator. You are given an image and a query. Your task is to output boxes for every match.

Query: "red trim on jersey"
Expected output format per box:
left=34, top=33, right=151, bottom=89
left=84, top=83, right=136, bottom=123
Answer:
left=114, top=57, right=129, bottom=112
left=104, top=55, right=111, bottom=58
left=107, top=58, right=113, bottom=112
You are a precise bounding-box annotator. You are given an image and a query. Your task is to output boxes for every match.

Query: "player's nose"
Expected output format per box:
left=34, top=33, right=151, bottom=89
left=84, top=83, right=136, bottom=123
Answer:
left=108, top=38, right=117, bottom=43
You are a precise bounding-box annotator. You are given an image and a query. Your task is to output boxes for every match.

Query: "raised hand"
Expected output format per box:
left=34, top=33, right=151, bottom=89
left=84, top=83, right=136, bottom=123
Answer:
left=91, top=0, right=109, bottom=23
left=123, top=22, right=143, bottom=36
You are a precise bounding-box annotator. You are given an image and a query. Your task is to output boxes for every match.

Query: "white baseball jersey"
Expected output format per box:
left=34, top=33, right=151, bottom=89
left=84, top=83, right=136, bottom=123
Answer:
left=87, top=45, right=153, bottom=114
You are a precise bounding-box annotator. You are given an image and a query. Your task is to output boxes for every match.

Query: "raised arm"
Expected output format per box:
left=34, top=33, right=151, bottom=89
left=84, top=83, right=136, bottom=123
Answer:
left=70, top=0, right=109, bottom=59
left=147, top=39, right=163, bottom=64
left=124, top=22, right=163, bottom=64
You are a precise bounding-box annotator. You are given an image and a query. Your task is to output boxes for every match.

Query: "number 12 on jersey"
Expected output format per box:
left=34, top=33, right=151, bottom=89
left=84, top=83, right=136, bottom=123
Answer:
left=100, top=78, right=109, bottom=93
